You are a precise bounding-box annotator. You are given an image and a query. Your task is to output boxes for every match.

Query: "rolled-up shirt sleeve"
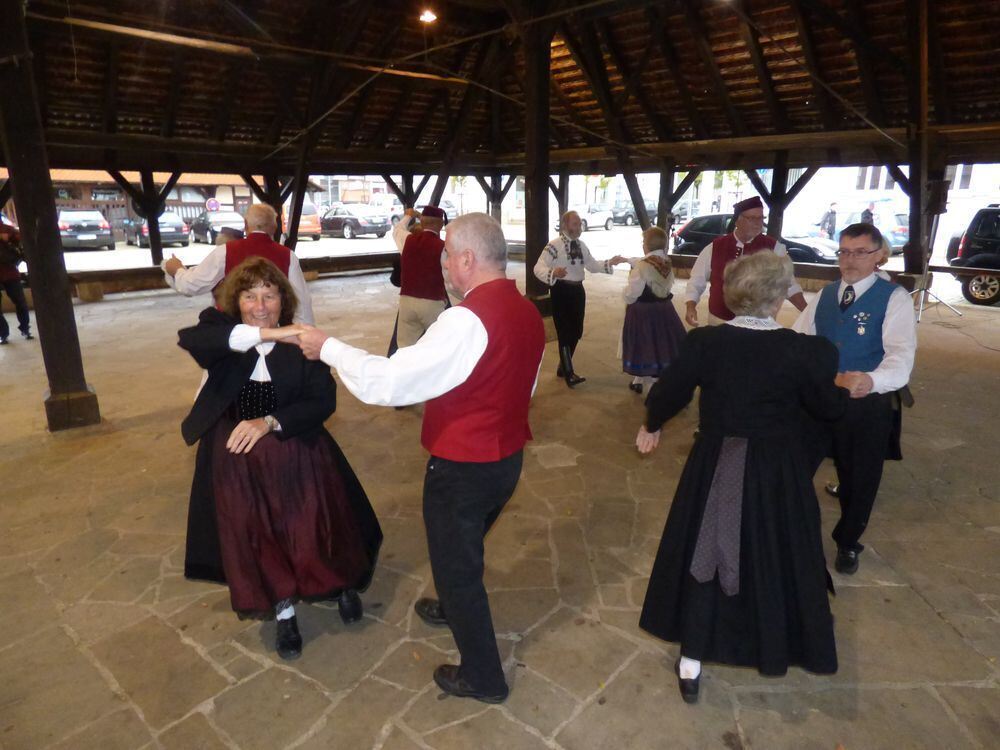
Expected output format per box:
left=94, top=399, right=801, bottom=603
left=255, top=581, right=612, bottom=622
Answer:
left=392, top=215, right=415, bottom=251
left=868, top=287, right=916, bottom=393
left=228, top=324, right=263, bottom=351
left=165, top=245, right=226, bottom=295
left=684, top=243, right=713, bottom=304
left=319, top=306, right=488, bottom=406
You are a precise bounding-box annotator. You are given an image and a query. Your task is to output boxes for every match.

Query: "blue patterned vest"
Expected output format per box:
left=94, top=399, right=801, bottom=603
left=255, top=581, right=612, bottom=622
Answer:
left=815, top=276, right=895, bottom=372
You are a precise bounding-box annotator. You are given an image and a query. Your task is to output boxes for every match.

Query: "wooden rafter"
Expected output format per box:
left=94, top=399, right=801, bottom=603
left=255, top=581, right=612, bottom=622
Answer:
left=559, top=20, right=630, bottom=145
left=843, top=0, right=886, bottom=125
left=927, top=0, right=953, bottom=123
left=734, top=0, right=785, bottom=130
left=338, top=25, right=404, bottom=150
left=645, top=4, right=707, bottom=139
left=798, top=0, right=906, bottom=73
left=102, top=41, right=119, bottom=135
left=681, top=0, right=745, bottom=137
left=212, top=62, right=242, bottom=141
left=789, top=0, right=835, bottom=129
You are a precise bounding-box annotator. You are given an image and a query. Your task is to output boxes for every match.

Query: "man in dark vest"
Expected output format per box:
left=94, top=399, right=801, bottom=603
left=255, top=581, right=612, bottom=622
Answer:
left=684, top=196, right=806, bottom=326
left=794, top=223, right=916, bottom=574
left=163, top=204, right=314, bottom=324
left=298, top=213, right=545, bottom=703
left=396, top=205, right=449, bottom=348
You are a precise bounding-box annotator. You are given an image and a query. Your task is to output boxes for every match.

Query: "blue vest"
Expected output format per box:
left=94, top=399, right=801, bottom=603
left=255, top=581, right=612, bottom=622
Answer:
left=815, top=276, right=895, bottom=372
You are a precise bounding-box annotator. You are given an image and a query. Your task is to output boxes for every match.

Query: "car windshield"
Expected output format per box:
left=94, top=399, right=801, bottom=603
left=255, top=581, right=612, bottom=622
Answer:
left=60, top=210, right=105, bottom=221
left=301, top=204, right=317, bottom=215
left=159, top=212, right=184, bottom=223
left=209, top=212, right=243, bottom=223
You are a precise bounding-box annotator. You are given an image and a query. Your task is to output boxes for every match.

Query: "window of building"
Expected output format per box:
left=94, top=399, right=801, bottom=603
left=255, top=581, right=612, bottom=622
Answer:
left=885, top=169, right=895, bottom=189
left=869, top=168, right=881, bottom=190
left=855, top=167, right=868, bottom=190
left=959, top=164, right=974, bottom=190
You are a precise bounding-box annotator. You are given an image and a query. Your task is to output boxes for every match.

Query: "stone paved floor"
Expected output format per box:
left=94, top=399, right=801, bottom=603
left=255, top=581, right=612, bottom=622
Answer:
left=1, top=264, right=998, bottom=750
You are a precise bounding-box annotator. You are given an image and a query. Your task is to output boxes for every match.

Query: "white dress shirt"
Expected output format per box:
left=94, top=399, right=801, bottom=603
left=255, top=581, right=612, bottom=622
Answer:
left=792, top=272, right=916, bottom=393
left=392, top=215, right=417, bottom=251
left=684, top=236, right=802, bottom=304
left=533, top=234, right=613, bottom=287
left=162, top=231, right=315, bottom=324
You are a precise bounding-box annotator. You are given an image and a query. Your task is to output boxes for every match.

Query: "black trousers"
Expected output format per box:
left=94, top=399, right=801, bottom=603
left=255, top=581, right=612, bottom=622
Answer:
left=0, top=279, right=30, bottom=339
left=831, top=392, right=894, bottom=552
left=422, top=450, right=523, bottom=693
left=550, top=280, right=585, bottom=353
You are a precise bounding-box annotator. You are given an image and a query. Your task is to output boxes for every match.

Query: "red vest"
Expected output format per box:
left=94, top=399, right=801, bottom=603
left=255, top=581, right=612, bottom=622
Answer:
left=223, top=233, right=292, bottom=277
left=421, top=279, right=545, bottom=462
left=708, top=233, right=777, bottom=320
left=400, top=231, right=447, bottom=301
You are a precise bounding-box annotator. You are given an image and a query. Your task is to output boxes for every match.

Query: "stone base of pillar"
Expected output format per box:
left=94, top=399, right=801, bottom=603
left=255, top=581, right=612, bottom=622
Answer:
left=44, top=387, right=101, bottom=431
left=76, top=282, right=105, bottom=302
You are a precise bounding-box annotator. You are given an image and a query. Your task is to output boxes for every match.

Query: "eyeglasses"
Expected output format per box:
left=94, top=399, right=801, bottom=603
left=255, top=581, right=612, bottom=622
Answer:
left=835, top=248, right=880, bottom=258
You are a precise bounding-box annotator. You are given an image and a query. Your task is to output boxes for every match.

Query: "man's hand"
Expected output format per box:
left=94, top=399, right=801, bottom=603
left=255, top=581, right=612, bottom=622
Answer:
left=297, top=325, right=330, bottom=360
left=164, top=255, right=184, bottom=277
left=636, top=425, right=661, bottom=454
left=838, top=371, right=874, bottom=399
left=609, top=255, right=626, bottom=265
left=226, top=418, right=271, bottom=454
left=684, top=301, right=699, bottom=327
left=552, top=267, right=568, bottom=279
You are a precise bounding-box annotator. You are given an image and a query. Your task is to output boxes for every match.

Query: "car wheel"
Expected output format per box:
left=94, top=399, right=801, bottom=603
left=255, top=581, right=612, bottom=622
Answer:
left=209, top=230, right=217, bottom=244
left=189, top=230, right=196, bottom=244
left=961, top=274, right=1000, bottom=305
left=625, top=215, right=634, bottom=226
left=376, top=232, right=386, bottom=238
left=343, top=223, right=354, bottom=239
left=605, top=218, right=613, bottom=230
left=180, top=240, right=189, bottom=247
left=312, top=234, right=321, bottom=241
left=391, top=216, right=400, bottom=225
left=581, top=219, right=588, bottom=232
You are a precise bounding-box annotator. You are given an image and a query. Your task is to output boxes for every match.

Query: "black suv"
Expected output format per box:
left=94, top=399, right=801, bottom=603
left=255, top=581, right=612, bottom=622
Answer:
left=949, top=205, right=1000, bottom=305
left=671, top=213, right=837, bottom=265
left=612, top=200, right=658, bottom=226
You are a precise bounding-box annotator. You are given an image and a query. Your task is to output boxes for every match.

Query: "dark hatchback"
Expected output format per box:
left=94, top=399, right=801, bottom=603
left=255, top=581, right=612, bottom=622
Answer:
left=949, top=204, right=1000, bottom=305
left=123, top=211, right=190, bottom=248
left=321, top=204, right=390, bottom=239
left=58, top=209, right=115, bottom=251
left=189, top=210, right=246, bottom=244
left=671, top=213, right=838, bottom=264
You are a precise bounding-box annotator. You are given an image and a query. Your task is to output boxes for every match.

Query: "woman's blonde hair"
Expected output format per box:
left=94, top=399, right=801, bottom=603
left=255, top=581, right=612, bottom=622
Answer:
left=217, top=256, right=298, bottom=325
left=723, top=251, right=793, bottom=318
left=643, top=226, right=668, bottom=251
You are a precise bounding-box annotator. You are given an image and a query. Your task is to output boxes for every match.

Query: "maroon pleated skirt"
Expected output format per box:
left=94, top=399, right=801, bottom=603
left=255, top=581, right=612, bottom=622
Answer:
left=211, top=418, right=372, bottom=617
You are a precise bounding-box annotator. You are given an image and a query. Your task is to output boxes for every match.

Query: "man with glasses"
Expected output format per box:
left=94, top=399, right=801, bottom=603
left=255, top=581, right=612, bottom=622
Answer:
left=793, top=223, right=917, bottom=575
left=684, top=196, right=807, bottom=327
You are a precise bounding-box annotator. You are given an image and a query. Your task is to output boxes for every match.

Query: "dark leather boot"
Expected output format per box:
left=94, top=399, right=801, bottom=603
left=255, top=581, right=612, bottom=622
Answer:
left=559, top=345, right=585, bottom=388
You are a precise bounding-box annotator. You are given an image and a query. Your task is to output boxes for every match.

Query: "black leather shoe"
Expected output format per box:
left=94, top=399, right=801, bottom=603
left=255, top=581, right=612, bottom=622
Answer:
left=834, top=547, right=859, bottom=575
left=414, top=597, right=448, bottom=626
left=565, top=373, right=586, bottom=388
left=339, top=589, right=363, bottom=624
left=22, top=332, right=33, bottom=340
left=275, top=616, right=302, bottom=660
left=433, top=664, right=508, bottom=704
left=628, top=382, right=643, bottom=394
left=674, top=660, right=700, bottom=704
left=825, top=482, right=840, bottom=498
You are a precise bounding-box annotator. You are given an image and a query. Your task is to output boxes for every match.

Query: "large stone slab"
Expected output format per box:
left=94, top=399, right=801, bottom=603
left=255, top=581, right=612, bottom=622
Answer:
left=551, top=519, right=598, bottom=609
left=297, top=677, right=411, bottom=749
left=0, top=627, right=126, bottom=748
left=167, top=590, right=256, bottom=648
left=90, top=617, right=229, bottom=729
left=516, top=608, right=638, bottom=700
left=936, top=685, right=1000, bottom=748
left=504, top=665, right=580, bottom=738
left=0, top=568, right=62, bottom=650
left=424, top=707, right=551, bottom=750
left=49, top=708, right=153, bottom=750
left=374, top=640, right=446, bottom=691
left=556, top=651, right=738, bottom=750
left=211, top=668, right=331, bottom=750
left=737, top=686, right=977, bottom=750
left=361, top=565, right=425, bottom=628
left=157, top=712, right=230, bottom=750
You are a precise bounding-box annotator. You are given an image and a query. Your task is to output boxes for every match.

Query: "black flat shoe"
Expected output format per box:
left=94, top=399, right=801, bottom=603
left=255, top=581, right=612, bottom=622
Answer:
left=628, top=382, right=643, bottom=394
left=674, top=660, right=700, bottom=704
left=565, top=373, right=586, bottom=388
left=276, top=616, right=302, bottom=660
left=834, top=547, right=859, bottom=575
left=414, top=597, right=448, bottom=626
left=824, top=482, right=840, bottom=498
left=433, top=664, right=508, bottom=704
left=338, top=589, right=363, bottom=624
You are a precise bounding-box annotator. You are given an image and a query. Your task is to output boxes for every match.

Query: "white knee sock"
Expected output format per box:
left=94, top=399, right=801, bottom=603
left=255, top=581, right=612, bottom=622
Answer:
left=276, top=604, right=295, bottom=621
left=632, top=375, right=643, bottom=385
left=679, top=656, right=701, bottom=679
left=642, top=376, right=657, bottom=390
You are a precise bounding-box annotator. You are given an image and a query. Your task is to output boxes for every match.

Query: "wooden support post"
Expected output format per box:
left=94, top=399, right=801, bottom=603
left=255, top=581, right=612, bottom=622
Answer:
left=766, top=151, right=790, bottom=240
left=523, top=21, right=553, bottom=298
left=657, top=164, right=674, bottom=229
left=0, top=0, right=100, bottom=430
left=140, top=170, right=164, bottom=265
left=620, top=159, right=650, bottom=229
left=401, top=174, right=415, bottom=208
left=263, top=173, right=285, bottom=242
left=905, top=0, right=929, bottom=274
left=0, top=178, right=11, bottom=211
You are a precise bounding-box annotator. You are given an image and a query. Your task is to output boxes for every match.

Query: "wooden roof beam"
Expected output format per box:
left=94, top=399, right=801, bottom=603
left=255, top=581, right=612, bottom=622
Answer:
left=559, top=21, right=629, bottom=145
left=798, top=0, right=906, bottom=73
left=789, top=0, right=835, bottom=129
left=645, top=4, right=708, bottom=139
left=734, top=0, right=786, bottom=130
left=843, top=0, right=886, bottom=125
left=681, top=0, right=745, bottom=137
left=102, top=41, right=118, bottom=135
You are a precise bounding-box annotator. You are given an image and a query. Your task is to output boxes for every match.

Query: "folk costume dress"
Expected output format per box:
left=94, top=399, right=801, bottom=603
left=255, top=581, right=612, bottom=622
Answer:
left=179, top=307, right=382, bottom=618
left=621, top=250, right=687, bottom=377
left=638, top=317, right=847, bottom=675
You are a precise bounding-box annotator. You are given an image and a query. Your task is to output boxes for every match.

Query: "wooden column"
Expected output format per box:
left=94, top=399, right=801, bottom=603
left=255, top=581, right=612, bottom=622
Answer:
left=620, top=159, right=650, bottom=229
left=488, top=174, right=503, bottom=221
left=523, top=22, right=553, bottom=298
left=140, top=170, right=164, bottom=264
left=0, top=0, right=100, bottom=430
left=284, top=148, right=310, bottom=250
left=765, top=151, right=790, bottom=240
left=905, top=0, right=930, bottom=274
left=656, top=164, right=674, bottom=229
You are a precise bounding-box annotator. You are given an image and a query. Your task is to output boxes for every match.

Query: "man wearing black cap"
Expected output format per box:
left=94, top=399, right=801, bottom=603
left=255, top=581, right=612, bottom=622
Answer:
left=396, top=206, right=449, bottom=347
left=684, top=196, right=806, bottom=326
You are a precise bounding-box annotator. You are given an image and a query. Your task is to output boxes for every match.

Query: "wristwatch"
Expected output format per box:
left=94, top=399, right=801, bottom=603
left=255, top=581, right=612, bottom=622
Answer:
left=263, top=414, right=279, bottom=432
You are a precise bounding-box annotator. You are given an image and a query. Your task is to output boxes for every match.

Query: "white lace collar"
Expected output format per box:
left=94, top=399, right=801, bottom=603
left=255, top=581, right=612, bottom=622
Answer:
left=726, top=315, right=781, bottom=330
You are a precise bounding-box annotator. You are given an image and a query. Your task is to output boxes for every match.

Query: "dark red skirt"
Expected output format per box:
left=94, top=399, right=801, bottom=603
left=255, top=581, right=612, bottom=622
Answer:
left=211, top=418, right=374, bottom=617
left=622, top=299, right=687, bottom=377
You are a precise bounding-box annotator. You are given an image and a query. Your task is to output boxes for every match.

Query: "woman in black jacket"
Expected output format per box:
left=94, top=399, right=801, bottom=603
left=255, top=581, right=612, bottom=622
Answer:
left=179, top=257, right=381, bottom=660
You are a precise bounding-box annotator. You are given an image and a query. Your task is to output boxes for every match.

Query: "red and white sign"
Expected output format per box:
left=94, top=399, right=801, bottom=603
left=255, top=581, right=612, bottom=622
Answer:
left=206, top=198, right=221, bottom=211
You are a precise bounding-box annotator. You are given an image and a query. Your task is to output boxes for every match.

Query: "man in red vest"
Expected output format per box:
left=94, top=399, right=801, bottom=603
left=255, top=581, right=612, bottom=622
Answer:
left=396, top=205, right=449, bottom=347
left=162, top=204, right=314, bottom=324
left=298, top=213, right=545, bottom=704
left=684, top=196, right=806, bottom=326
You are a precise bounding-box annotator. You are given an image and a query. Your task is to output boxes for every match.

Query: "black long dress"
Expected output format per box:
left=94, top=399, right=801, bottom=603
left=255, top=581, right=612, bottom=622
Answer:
left=178, top=308, right=382, bottom=618
left=638, top=323, right=848, bottom=676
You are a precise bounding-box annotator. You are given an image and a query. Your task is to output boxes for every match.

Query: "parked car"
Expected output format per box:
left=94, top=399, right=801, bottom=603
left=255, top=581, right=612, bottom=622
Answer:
left=57, top=209, right=115, bottom=251
left=671, top=213, right=837, bottom=265
left=842, top=208, right=908, bottom=253
left=612, top=200, right=658, bottom=226
left=123, top=211, right=189, bottom=248
left=321, top=204, right=390, bottom=239
left=281, top=202, right=322, bottom=241
left=189, top=210, right=245, bottom=244
left=555, top=205, right=615, bottom=232
left=949, top=204, right=1000, bottom=305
